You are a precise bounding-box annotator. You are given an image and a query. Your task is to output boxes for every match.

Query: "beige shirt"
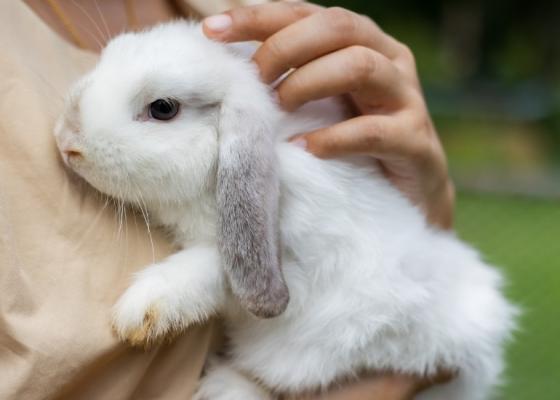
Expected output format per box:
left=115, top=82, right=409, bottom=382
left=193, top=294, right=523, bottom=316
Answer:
left=0, top=1, right=264, bottom=399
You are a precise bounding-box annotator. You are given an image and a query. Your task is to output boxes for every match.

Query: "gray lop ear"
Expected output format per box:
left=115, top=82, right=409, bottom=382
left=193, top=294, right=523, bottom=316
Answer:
left=216, top=100, right=289, bottom=319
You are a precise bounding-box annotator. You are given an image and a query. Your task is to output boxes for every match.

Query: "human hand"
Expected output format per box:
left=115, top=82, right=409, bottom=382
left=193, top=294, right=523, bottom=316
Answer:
left=284, top=371, right=455, bottom=400
left=203, top=2, right=455, bottom=229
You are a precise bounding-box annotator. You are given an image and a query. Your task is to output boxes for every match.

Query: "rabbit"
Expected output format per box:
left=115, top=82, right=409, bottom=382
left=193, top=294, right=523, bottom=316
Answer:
left=54, top=21, right=517, bottom=400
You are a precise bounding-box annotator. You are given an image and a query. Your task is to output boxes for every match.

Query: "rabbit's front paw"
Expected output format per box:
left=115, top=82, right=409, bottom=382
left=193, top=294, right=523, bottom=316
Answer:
left=111, top=275, right=180, bottom=348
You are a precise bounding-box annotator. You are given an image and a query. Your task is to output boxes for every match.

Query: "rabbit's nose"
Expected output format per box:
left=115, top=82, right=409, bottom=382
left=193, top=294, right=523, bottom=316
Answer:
left=63, top=148, right=83, bottom=160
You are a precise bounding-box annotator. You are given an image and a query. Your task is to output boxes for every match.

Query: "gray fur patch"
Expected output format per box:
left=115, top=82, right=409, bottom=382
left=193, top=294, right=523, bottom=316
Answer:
left=217, top=107, right=289, bottom=318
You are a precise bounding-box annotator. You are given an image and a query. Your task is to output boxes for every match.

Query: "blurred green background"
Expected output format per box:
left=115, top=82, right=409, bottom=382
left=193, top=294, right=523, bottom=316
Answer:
left=315, top=1, right=560, bottom=399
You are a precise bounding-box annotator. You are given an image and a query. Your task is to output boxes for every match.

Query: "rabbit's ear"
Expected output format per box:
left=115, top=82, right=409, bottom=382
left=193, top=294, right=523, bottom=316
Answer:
left=216, top=100, right=289, bottom=319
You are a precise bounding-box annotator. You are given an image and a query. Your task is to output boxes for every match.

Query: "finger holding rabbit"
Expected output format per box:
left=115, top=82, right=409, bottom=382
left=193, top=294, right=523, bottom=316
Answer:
left=204, top=3, right=454, bottom=229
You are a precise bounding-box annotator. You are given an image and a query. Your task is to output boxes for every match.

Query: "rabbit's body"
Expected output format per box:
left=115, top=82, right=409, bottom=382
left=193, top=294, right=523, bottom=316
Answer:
left=54, top=22, right=516, bottom=400
left=197, top=103, right=512, bottom=400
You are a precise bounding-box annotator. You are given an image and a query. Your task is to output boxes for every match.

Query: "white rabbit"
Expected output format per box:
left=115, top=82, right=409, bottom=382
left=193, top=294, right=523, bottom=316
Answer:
left=54, top=21, right=516, bottom=400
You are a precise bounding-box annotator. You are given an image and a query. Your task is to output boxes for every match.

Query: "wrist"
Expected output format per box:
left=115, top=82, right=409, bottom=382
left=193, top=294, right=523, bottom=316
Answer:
left=426, top=180, right=455, bottom=230
left=376, top=374, right=421, bottom=399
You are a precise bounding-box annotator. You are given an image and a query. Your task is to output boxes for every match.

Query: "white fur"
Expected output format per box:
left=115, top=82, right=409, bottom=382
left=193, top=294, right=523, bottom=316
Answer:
left=54, top=22, right=516, bottom=399
left=194, top=359, right=272, bottom=400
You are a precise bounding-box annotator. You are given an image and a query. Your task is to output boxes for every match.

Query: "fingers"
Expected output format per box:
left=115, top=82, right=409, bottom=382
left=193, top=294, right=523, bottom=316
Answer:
left=277, top=46, right=406, bottom=112
left=253, top=8, right=404, bottom=83
left=203, top=2, right=322, bottom=42
left=294, top=112, right=433, bottom=164
left=204, top=5, right=408, bottom=83
left=294, top=115, right=403, bottom=159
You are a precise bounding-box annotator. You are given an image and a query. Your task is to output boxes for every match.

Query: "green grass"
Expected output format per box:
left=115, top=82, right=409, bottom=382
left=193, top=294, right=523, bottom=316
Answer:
left=454, top=192, right=560, bottom=399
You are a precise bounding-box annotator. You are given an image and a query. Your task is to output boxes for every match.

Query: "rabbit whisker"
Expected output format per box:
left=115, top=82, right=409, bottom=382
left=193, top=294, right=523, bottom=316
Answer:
left=71, top=0, right=106, bottom=50
left=23, top=66, right=65, bottom=103
left=134, top=188, right=156, bottom=265
left=93, top=0, right=112, bottom=43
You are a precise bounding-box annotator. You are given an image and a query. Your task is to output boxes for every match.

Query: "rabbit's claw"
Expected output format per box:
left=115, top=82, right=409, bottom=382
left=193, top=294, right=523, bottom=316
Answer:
left=112, top=304, right=168, bottom=348
left=111, top=278, right=179, bottom=348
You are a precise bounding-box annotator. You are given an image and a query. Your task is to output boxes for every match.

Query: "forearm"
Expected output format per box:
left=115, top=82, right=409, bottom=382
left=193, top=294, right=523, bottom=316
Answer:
left=287, top=375, right=418, bottom=400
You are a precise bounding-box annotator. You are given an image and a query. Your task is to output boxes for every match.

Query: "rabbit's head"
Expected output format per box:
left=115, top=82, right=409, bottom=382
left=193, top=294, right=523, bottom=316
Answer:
left=54, top=22, right=288, bottom=318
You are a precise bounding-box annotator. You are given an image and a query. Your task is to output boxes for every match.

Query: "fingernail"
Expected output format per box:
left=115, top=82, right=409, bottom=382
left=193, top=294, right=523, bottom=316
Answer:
left=204, top=14, right=232, bottom=33
left=291, top=137, right=308, bottom=150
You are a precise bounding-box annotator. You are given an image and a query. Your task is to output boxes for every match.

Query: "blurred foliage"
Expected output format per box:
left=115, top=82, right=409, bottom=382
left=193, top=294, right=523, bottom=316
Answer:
left=316, top=0, right=560, bottom=195
left=314, top=1, right=560, bottom=399
left=315, top=1, right=560, bottom=86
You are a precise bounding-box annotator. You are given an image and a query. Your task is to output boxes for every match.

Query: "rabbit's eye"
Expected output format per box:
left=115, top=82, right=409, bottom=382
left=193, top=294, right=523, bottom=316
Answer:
left=149, top=99, right=179, bottom=121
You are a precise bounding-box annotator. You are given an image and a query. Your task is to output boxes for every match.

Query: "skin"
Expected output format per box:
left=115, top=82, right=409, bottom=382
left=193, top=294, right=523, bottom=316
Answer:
left=24, top=0, right=454, bottom=398
left=203, top=2, right=455, bottom=230
left=285, top=371, right=455, bottom=400
left=24, top=0, right=182, bottom=52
